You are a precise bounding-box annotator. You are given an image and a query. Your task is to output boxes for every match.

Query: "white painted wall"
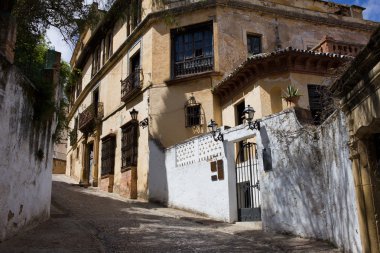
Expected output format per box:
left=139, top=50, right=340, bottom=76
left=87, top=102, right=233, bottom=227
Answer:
left=0, top=57, right=56, bottom=241
left=149, top=107, right=360, bottom=252
left=149, top=134, right=237, bottom=222
left=256, top=109, right=361, bottom=253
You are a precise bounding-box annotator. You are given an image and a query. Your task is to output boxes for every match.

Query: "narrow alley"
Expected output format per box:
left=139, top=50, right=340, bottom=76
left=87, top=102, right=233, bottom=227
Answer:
left=0, top=175, right=340, bottom=253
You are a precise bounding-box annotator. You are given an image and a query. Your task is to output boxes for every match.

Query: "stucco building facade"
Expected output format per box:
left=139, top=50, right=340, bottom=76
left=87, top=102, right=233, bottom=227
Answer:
left=66, top=0, right=377, bottom=202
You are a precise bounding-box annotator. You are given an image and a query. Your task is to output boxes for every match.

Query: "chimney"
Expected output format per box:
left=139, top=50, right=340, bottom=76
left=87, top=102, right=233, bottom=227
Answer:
left=0, top=0, right=17, bottom=64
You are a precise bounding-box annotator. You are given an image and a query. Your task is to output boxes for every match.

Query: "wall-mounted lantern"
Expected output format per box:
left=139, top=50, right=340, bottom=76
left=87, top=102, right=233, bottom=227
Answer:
left=129, top=108, right=138, bottom=121
left=243, top=105, right=260, bottom=130
left=129, top=108, right=149, bottom=128
left=207, top=119, right=223, bottom=142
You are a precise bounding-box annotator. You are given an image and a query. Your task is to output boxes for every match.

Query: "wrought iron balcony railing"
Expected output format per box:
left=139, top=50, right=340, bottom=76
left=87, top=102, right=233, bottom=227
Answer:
left=78, top=102, right=104, bottom=133
left=121, top=69, right=142, bottom=103
left=174, top=56, right=213, bottom=77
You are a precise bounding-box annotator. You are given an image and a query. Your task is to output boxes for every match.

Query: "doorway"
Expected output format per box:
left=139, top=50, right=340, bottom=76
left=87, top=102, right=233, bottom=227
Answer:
left=235, top=142, right=261, bottom=221
left=87, top=143, right=94, bottom=184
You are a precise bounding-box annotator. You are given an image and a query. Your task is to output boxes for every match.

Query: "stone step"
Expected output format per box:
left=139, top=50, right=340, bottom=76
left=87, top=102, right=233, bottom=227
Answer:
left=234, top=221, right=263, bottom=230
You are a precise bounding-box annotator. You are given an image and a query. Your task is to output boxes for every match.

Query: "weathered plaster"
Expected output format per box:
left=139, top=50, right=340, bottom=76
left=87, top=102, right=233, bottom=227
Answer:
left=256, top=109, right=361, bottom=252
left=0, top=57, right=55, bottom=241
left=148, top=134, right=237, bottom=222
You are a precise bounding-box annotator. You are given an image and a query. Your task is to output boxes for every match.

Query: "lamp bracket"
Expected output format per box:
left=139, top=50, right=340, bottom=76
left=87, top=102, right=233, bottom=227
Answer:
left=139, top=118, right=149, bottom=129
left=248, top=120, right=260, bottom=131
left=212, top=129, right=224, bottom=142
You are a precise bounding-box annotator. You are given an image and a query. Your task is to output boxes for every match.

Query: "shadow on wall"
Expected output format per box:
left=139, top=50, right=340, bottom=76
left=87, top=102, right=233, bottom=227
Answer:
left=147, top=136, right=168, bottom=204
left=147, top=80, right=209, bottom=203
left=146, top=85, right=187, bottom=204
left=258, top=109, right=360, bottom=252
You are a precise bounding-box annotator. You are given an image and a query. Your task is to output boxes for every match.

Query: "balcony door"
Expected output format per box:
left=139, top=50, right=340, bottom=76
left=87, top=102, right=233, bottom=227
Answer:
left=93, top=88, right=99, bottom=117
left=130, top=51, right=140, bottom=73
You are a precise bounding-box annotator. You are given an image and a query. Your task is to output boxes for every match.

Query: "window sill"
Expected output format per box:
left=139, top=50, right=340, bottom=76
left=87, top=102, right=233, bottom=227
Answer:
left=101, top=174, right=114, bottom=179
left=121, top=166, right=137, bottom=173
left=165, top=71, right=222, bottom=85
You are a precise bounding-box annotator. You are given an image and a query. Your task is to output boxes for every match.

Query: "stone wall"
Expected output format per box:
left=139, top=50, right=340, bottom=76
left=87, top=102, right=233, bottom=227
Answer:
left=258, top=109, right=361, bottom=252
left=0, top=56, right=57, bottom=241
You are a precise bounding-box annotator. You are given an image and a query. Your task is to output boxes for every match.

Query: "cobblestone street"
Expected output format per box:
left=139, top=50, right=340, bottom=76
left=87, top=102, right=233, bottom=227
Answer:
left=0, top=175, right=340, bottom=253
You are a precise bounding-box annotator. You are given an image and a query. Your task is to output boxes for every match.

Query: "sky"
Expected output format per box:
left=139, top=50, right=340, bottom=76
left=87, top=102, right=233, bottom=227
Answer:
left=46, top=0, right=380, bottom=63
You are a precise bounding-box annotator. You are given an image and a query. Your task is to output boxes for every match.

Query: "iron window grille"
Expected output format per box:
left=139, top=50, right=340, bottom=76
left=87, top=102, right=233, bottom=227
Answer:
left=247, top=35, right=262, bottom=56
left=101, top=135, right=116, bottom=176
left=307, top=84, right=333, bottom=124
left=172, top=22, right=213, bottom=78
left=184, top=96, right=204, bottom=127
left=121, top=121, right=139, bottom=170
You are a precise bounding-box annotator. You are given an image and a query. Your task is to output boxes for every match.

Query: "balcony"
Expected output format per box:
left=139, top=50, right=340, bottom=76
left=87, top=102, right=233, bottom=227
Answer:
left=121, top=69, right=142, bottom=103
left=313, top=36, right=364, bottom=57
left=78, top=102, right=104, bottom=133
left=174, top=56, right=213, bottom=77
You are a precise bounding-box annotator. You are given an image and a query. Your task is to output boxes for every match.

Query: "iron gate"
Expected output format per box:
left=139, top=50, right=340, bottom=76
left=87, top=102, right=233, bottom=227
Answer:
left=235, top=142, right=261, bottom=221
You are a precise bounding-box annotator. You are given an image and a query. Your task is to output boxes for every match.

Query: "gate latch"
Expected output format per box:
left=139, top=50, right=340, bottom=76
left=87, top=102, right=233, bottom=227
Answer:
left=252, top=180, right=260, bottom=191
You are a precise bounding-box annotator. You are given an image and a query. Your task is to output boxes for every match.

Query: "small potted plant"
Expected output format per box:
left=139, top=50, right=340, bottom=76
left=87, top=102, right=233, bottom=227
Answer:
left=282, top=85, right=302, bottom=107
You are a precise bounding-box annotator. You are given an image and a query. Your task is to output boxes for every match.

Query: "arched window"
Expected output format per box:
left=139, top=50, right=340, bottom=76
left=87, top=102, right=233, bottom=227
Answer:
left=184, top=95, right=204, bottom=127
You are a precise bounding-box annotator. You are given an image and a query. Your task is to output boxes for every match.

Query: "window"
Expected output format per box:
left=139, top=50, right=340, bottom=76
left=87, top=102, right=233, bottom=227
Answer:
left=185, top=105, right=201, bottom=127
left=131, top=0, right=142, bottom=30
left=130, top=50, right=140, bottom=72
left=121, top=121, right=139, bottom=169
left=184, top=96, right=203, bottom=127
left=70, top=117, right=78, bottom=147
left=101, top=135, right=116, bottom=176
left=172, top=22, right=213, bottom=77
left=247, top=35, right=262, bottom=56
left=93, top=88, right=99, bottom=118
left=235, top=100, right=245, bottom=126
left=101, top=33, right=113, bottom=66
left=308, top=84, right=333, bottom=124
left=75, top=78, right=82, bottom=99
left=105, top=33, right=113, bottom=61
left=91, top=46, right=101, bottom=77
left=127, top=0, right=142, bottom=36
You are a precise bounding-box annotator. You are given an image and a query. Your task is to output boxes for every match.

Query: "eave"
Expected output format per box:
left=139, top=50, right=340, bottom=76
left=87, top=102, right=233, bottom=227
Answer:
left=213, top=48, right=352, bottom=102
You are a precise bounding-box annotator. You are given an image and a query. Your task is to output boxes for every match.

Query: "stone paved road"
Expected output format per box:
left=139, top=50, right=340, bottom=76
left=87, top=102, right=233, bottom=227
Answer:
left=0, top=175, right=341, bottom=253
